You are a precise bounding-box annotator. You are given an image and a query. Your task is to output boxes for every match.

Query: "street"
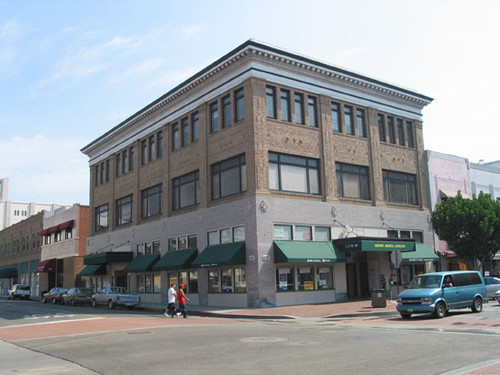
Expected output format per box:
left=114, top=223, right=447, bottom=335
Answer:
left=0, top=299, right=499, bottom=374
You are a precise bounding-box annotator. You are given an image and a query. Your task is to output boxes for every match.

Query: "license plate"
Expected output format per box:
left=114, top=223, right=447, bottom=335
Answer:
left=407, top=308, right=414, bottom=313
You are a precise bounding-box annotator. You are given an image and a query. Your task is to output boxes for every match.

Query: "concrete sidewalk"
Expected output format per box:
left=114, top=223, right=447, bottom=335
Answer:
left=140, top=298, right=400, bottom=319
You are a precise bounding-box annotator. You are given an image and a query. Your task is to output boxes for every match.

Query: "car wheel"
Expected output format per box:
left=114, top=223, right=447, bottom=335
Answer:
left=42, top=297, right=47, bottom=304
left=400, top=313, right=411, bottom=319
left=471, top=297, right=483, bottom=313
left=108, top=300, right=115, bottom=310
left=433, top=301, right=447, bottom=318
left=52, top=298, right=57, bottom=304
left=92, top=299, right=97, bottom=308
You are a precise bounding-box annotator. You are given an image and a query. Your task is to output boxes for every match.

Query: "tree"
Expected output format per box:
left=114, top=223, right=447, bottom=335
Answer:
left=431, top=191, right=500, bottom=272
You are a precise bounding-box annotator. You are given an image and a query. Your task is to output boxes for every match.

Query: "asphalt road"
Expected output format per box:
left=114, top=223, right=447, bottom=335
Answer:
left=1, top=299, right=499, bottom=375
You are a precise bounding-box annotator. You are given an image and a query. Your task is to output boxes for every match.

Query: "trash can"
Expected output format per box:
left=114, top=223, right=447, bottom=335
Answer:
left=371, top=289, right=387, bottom=308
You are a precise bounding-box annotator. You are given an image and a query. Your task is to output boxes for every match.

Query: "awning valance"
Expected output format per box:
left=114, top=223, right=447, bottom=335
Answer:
left=84, top=251, right=134, bottom=265
left=402, top=244, right=439, bottom=262
left=57, top=220, right=75, bottom=231
left=0, top=267, right=18, bottom=278
left=36, top=258, right=56, bottom=273
left=78, top=264, right=106, bottom=277
left=153, top=248, right=198, bottom=271
left=274, top=241, right=346, bottom=263
left=122, top=254, right=160, bottom=273
left=191, top=242, right=246, bottom=268
left=333, top=237, right=416, bottom=253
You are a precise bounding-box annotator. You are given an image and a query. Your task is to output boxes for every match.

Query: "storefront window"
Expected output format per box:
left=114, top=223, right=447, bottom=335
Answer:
left=233, top=227, right=245, bottom=242
left=153, top=274, right=161, bottom=293
left=317, top=267, right=333, bottom=289
left=137, top=275, right=145, bottom=293
left=221, top=269, right=233, bottom=292
left=276, top=267, right=294, bottom=292
left=145, top=274, right=153, bottom=293
left=178, top=271, right=188, bottom=288
left=234, top=268, right=246, bottom=293
left=189, top=271, right=198, bottom=293
left=208, top=231, right=220, bottom=245
left=168, top=238, right=177, bottom=251
left=178, top=236, right=187, bottom=250
left=298, top=267, right=314, bottom=291
left=209, top=270, right=220, bottom=293
left=220, top=228, right=232, bottom=244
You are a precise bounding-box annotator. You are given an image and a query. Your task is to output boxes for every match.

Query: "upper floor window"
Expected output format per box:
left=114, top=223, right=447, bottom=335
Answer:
left=141, top=184, right=162, bottom=218
left=207, top=226, right=245, bottom=246
left=307, top=96, right=318, bottom=127
left=294, top=93, right=304, bottom=124
left=116, top=195, right=133, bottom=226
left=222, top=95, right=231, bottom=128
left=129, top=147, right=134, bottom=171
left=172, top=171, right=199, bottom=210
left=210, top=102, right=219, bottom=133
left=336, top=163, right=370, bottom=200
left=266, top=86, right=277, bottom=119
left=356, top=109, right=366, bottom=138
left=383, top=170, right=418, bottom=205
left=137, top=240, right=160, bottom=255
left=406, top=121, right=415, bottom=148
left=280, top=89, right=291, bottom=122
left=387, top=116, right=396, bottom=144
left=157, top=131, right=163, bottom=158
left=116, top=154, right=122, bottom=177
left=332, top=102, right=341, bottom=132
left=397, top=119, right=405, bottom=146
left=181, top=117, right=189, bottom=147
left=141, top=139, right=148, bottom=165
left=148, top=135, right=156, bottom=162
left=95, top=204, right=109, bottom=232
left=269, top=152, right=320, bottom=195
left=211, top=154, right=247, bottom=200
left=344, top=105, right=354, bottom=135
left=191, top=112, right=200, bottom=142
left=235, top=88, right=245, bottom=122
left=378, top=114, right=386, bottom=142
left=172, top=123, right=180, bottom=151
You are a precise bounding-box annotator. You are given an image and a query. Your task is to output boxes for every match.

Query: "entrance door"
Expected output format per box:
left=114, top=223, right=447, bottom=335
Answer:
left=346, top=263, right=358, bottom=298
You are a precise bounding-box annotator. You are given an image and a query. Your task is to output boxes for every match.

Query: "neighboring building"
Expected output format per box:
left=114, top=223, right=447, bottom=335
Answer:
left=426, top=151, right=470, bottom=271
left=81, top=40, right=436, bottom=307
left=0, top=212, right=43, bottom=296
left=38, top=204, right=89, bottom=295
left=0, top=178, right=71, bottom=230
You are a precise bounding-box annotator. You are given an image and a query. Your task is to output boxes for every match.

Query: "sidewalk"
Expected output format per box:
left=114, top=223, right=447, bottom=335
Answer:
left=140, top=298, right=399, bottom=319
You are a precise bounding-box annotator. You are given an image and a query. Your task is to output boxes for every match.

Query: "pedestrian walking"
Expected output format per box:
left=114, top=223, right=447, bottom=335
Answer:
left=176, top=284, right=190, bottom=318
left=165, top=283, right=177, bottom=318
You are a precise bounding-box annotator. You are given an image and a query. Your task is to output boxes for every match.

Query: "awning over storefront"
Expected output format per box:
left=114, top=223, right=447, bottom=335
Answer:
left=274, top=241, right=346, bottom=263
left=152, top=248, right=198, bottom=271
left=333, top=237, right=416, bottom=253
left=83, top=251, right=134, bottom=265
left=78, top=264, right=106, bottom=277
left=36, top=258, right=56, bottom=273
left=122, top=254, right=160, bottom=273
left=402, top=244, right=439, bottom=262
left=57, top=220, right=75, bottom=231
left=439, top=188, right=470, bottom=199
left=191, top=242, right=246, bottom=268
left=0, top=267, right=18, bottom=278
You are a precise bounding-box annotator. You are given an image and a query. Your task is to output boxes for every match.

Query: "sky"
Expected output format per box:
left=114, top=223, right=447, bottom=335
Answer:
left=1, top=0, right=499, bottom=205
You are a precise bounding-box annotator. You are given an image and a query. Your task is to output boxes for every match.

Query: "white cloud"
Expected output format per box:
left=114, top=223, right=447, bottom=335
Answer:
left=0, top=135, right=89, bottom=204
left=108, top=57, right=165, bottom=85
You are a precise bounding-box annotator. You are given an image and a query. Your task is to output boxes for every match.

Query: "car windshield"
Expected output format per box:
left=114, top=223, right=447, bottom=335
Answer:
left=19, top=285, right=30, bottom=290
left=408, top=275, right=442, bottom=289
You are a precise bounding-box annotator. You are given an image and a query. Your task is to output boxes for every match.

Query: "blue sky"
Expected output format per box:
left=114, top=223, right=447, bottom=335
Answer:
left=1, top=0, right=499, bottom=205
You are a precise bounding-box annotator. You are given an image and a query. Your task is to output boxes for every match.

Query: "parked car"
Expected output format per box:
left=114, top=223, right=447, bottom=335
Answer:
left=62, top=288, right=93, bottom=306
left=484, top=276, right=500, bottom=298
left=91, top=286, right=140, bottom=309
left=8, top=284, right=31, bottom=300
left=397, top=271, right=487, bottom=319
left=495, top=289, right=500, bottom=304
left=42, top=287, right=68, bottom=304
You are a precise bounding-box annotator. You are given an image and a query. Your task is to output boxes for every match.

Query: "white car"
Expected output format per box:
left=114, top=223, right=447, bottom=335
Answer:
left=484, top=276, right=500, bottom=298
left=8, top=284, right=31, bottom=300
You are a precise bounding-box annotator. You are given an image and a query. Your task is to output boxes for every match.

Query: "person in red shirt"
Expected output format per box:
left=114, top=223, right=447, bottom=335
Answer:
left=177, top=284, right=190, bottom=318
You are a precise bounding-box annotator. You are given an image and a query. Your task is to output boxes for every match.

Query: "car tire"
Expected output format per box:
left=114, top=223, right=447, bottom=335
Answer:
left=42, top=297, right=47, bottom=304
left=92, top=299, right=97, bottom=308
left=433, top=301, right=447, bottom=318
left=400, top=313, right=411, bottom=319
left=471, top=297, right=483, bottom=313
left=108, top=300, right=115, bottom=310
left=52, top=298, right=57, bottom=304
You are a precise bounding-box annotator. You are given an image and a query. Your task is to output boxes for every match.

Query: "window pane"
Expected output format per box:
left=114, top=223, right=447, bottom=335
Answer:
left=314, top=227, right=331, bottom=241
left=308, top=169, right=320, bottom=194
left=269, top=163, right=279, bottom=190
left=220, top=228, right=232, bottom=244
left=172, top=123, right=179, bottom=150
left=276, top=267, right=294, bottom=291
left=181, top=118, right=189, bottom=147
left=298, top=267, right=314, bottom=291
left=357, top=109, right=366, bottom=137
left=188, top=234, right=197, bottom=249
left=220, top=167, right=241, bottom=197
left=332, top=102, right=341, bottom=132
left=308, top=96, right=317, bottom=127
left=388, top=116, right=396, bottom=144
left=294, top=93, right=304, bottom=124
left=378, top=114, right=386, bottom=142
left=406, top=121, right=414, bottom=148
left=210, top=102, right=219, bottom=133
left=222, top=95, right=231, bottom=128
left=168, top=238, right=177, bottom=251
left=208, top=231, right=220, bottom=245
left=274, top=225, right=292, bottom=240
left=295, top=226, right=312, bottom=241
left=344, top=106, right=354, bottom=135
left=235, top=89, right=244, bottom=122
left=397, top=119, right=405, bottom=146
left=191, top=112, right=199, bottom=142
left=222, top=269, right=233, bottom=293
left=281, top=165, right=308, bottom=192
left=317, top=266, right=333, bottom=289
left=209, top=270, right=220, bottom=293
left=234, top=268, right=246, bottom=293
left=233, top=227, right=245, bottom=242
left=280, top=89, right=290, bottom=122
left=189, top=271, right=198, bottom=293
left=266, top=86, right=276, bottom=119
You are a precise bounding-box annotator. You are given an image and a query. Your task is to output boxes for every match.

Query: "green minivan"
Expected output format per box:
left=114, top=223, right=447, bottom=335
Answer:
left=396, top=271, right=487, bottom=319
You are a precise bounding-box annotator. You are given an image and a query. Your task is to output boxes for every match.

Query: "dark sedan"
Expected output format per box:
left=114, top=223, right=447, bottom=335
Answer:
left=42, top=287, right=68, bottom=304
left=62, top=288, right=93, bottom=306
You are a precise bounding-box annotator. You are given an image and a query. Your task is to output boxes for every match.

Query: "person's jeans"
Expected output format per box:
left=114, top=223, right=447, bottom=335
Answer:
left=177, top=303, right=187, bottom=318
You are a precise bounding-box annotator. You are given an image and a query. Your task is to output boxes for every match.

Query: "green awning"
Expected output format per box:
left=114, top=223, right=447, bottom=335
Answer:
left=274, top=241, right=346, bottom=263
left=333, top=237, right=416, bottom=252
left=78, top=264, right=106, bottom=277
left=152, top=248, right=198, bottom=271
left=402, top=244, right=439, bottom=262
left=122, top=254, right=160, bottom=273
left=84, top=251, right=134, bottom=265
left=0, top=267, right=18, bottom=278
left=191, top=242, right=246, bottom=268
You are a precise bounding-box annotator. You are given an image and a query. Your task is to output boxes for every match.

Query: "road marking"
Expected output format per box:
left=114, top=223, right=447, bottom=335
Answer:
left=1, top=317, right=104, bottom=329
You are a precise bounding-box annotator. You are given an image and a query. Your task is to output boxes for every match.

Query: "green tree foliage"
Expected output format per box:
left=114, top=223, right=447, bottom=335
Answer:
left=431, top=191, right=500, bottom=271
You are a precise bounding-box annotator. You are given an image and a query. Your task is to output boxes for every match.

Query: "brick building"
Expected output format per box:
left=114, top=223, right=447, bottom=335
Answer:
left=81, top=40, right=436, bottom=307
